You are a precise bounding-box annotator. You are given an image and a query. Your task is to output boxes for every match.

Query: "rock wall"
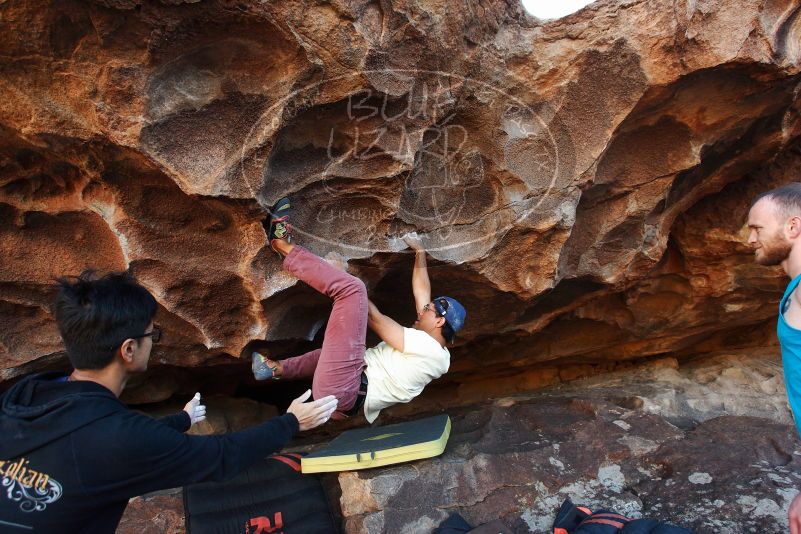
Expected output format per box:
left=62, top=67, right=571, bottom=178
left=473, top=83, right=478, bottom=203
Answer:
left=2, top=0, right=801, bottom=399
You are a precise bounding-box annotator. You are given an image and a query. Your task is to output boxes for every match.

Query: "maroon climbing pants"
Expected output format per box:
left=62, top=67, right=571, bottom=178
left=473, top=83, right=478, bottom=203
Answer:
left=279, top=245, right=368, bottom=419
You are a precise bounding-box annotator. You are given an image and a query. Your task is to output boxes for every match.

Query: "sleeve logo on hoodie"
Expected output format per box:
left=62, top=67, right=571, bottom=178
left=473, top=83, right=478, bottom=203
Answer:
left=1, top=458, right=63, bottom=512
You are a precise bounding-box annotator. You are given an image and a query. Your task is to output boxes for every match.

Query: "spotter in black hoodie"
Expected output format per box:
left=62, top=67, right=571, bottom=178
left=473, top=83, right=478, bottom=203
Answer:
left=0, top=372, right=299, bottom=533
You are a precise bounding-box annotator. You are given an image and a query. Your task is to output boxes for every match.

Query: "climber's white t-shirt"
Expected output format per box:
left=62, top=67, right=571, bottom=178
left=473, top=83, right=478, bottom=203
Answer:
left=362, top=328, right=450, bottom=423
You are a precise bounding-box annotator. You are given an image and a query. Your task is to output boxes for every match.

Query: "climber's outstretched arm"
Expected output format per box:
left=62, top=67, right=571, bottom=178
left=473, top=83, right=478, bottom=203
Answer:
left=403, top=232, right=431, bottom=313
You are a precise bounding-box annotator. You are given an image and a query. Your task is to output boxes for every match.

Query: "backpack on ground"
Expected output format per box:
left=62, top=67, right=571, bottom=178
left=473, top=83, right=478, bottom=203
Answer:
left=184, top=452, right=338, bottom=534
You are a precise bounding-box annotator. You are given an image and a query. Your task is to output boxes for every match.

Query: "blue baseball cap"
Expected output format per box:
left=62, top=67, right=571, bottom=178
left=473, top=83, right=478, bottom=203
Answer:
left=433, top=296, right=466, bottom=334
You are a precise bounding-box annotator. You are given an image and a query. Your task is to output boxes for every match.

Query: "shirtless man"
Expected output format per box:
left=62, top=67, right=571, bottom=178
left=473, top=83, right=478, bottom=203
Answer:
left=747, top=183, right=801, bottom=534
left=252, top=198, right=466, bottom=423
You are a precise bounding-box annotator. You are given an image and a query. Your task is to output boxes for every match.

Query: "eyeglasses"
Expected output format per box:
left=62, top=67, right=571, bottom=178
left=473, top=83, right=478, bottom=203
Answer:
left=131, top=327, right=161, bottom=344
left=423, top=300, right=449, bottom=317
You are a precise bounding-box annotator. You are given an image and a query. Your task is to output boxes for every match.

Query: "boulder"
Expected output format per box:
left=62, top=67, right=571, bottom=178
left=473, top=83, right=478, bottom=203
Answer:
left=0, top=0, right=799, bottom=390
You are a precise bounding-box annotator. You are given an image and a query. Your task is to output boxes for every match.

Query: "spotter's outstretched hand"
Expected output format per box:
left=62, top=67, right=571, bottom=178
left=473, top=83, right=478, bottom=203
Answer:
left=287, top=390, right=338, bottom=431
left=183, top=392, right=206, bottom=426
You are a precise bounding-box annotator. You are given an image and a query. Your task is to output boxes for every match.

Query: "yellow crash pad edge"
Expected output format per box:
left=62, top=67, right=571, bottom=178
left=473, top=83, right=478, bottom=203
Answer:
left=301, top=417, right=451, bottom=473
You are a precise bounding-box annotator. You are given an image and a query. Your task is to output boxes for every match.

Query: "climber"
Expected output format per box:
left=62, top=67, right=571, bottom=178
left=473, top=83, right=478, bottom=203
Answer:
left=252, top=197, right=466, bottom=423
left=0, top=270, right=337, bottom=533
left=746, top=182, right=801, bottom=534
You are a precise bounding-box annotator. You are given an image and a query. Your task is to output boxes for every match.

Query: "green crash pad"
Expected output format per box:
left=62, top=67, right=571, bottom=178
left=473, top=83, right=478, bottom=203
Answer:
left=301, top=414, right=451, bottom=473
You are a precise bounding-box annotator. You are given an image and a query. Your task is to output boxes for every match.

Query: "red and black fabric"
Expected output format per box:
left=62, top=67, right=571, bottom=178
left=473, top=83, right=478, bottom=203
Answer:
left=553, top=499, right=593, bottom=534
left=574, top=511, right=633, bottom=533
left=184, top=452, right=338, bottom=534
left=553, top=499, right=694, bottom=534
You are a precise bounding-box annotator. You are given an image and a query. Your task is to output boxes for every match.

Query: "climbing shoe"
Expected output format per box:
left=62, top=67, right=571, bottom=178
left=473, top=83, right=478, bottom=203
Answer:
left=252, top=351, right=279, bottom=380
left=268, top=196, right=292, bottom=257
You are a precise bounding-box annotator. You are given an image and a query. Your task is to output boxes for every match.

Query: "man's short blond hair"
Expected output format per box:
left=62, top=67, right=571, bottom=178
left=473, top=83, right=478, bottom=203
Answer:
left=752, top=182, right=801, bottom=218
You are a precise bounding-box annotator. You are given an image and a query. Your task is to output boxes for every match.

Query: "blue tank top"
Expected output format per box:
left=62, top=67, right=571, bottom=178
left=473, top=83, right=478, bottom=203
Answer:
left=777, top=273, right=801, bottom=436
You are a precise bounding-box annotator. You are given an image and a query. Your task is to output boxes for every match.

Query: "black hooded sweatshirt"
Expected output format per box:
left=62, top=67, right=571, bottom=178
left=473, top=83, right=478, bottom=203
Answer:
left=0, top=372, right=299, bottom=533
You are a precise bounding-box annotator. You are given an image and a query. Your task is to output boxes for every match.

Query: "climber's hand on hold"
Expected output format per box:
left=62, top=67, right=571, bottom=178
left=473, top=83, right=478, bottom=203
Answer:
left=402, top=231, right=425, bottom=252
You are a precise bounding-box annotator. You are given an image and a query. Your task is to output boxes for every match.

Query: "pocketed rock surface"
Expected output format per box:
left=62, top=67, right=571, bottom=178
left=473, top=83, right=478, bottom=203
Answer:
left=1, top=0, right=801, bottom=399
